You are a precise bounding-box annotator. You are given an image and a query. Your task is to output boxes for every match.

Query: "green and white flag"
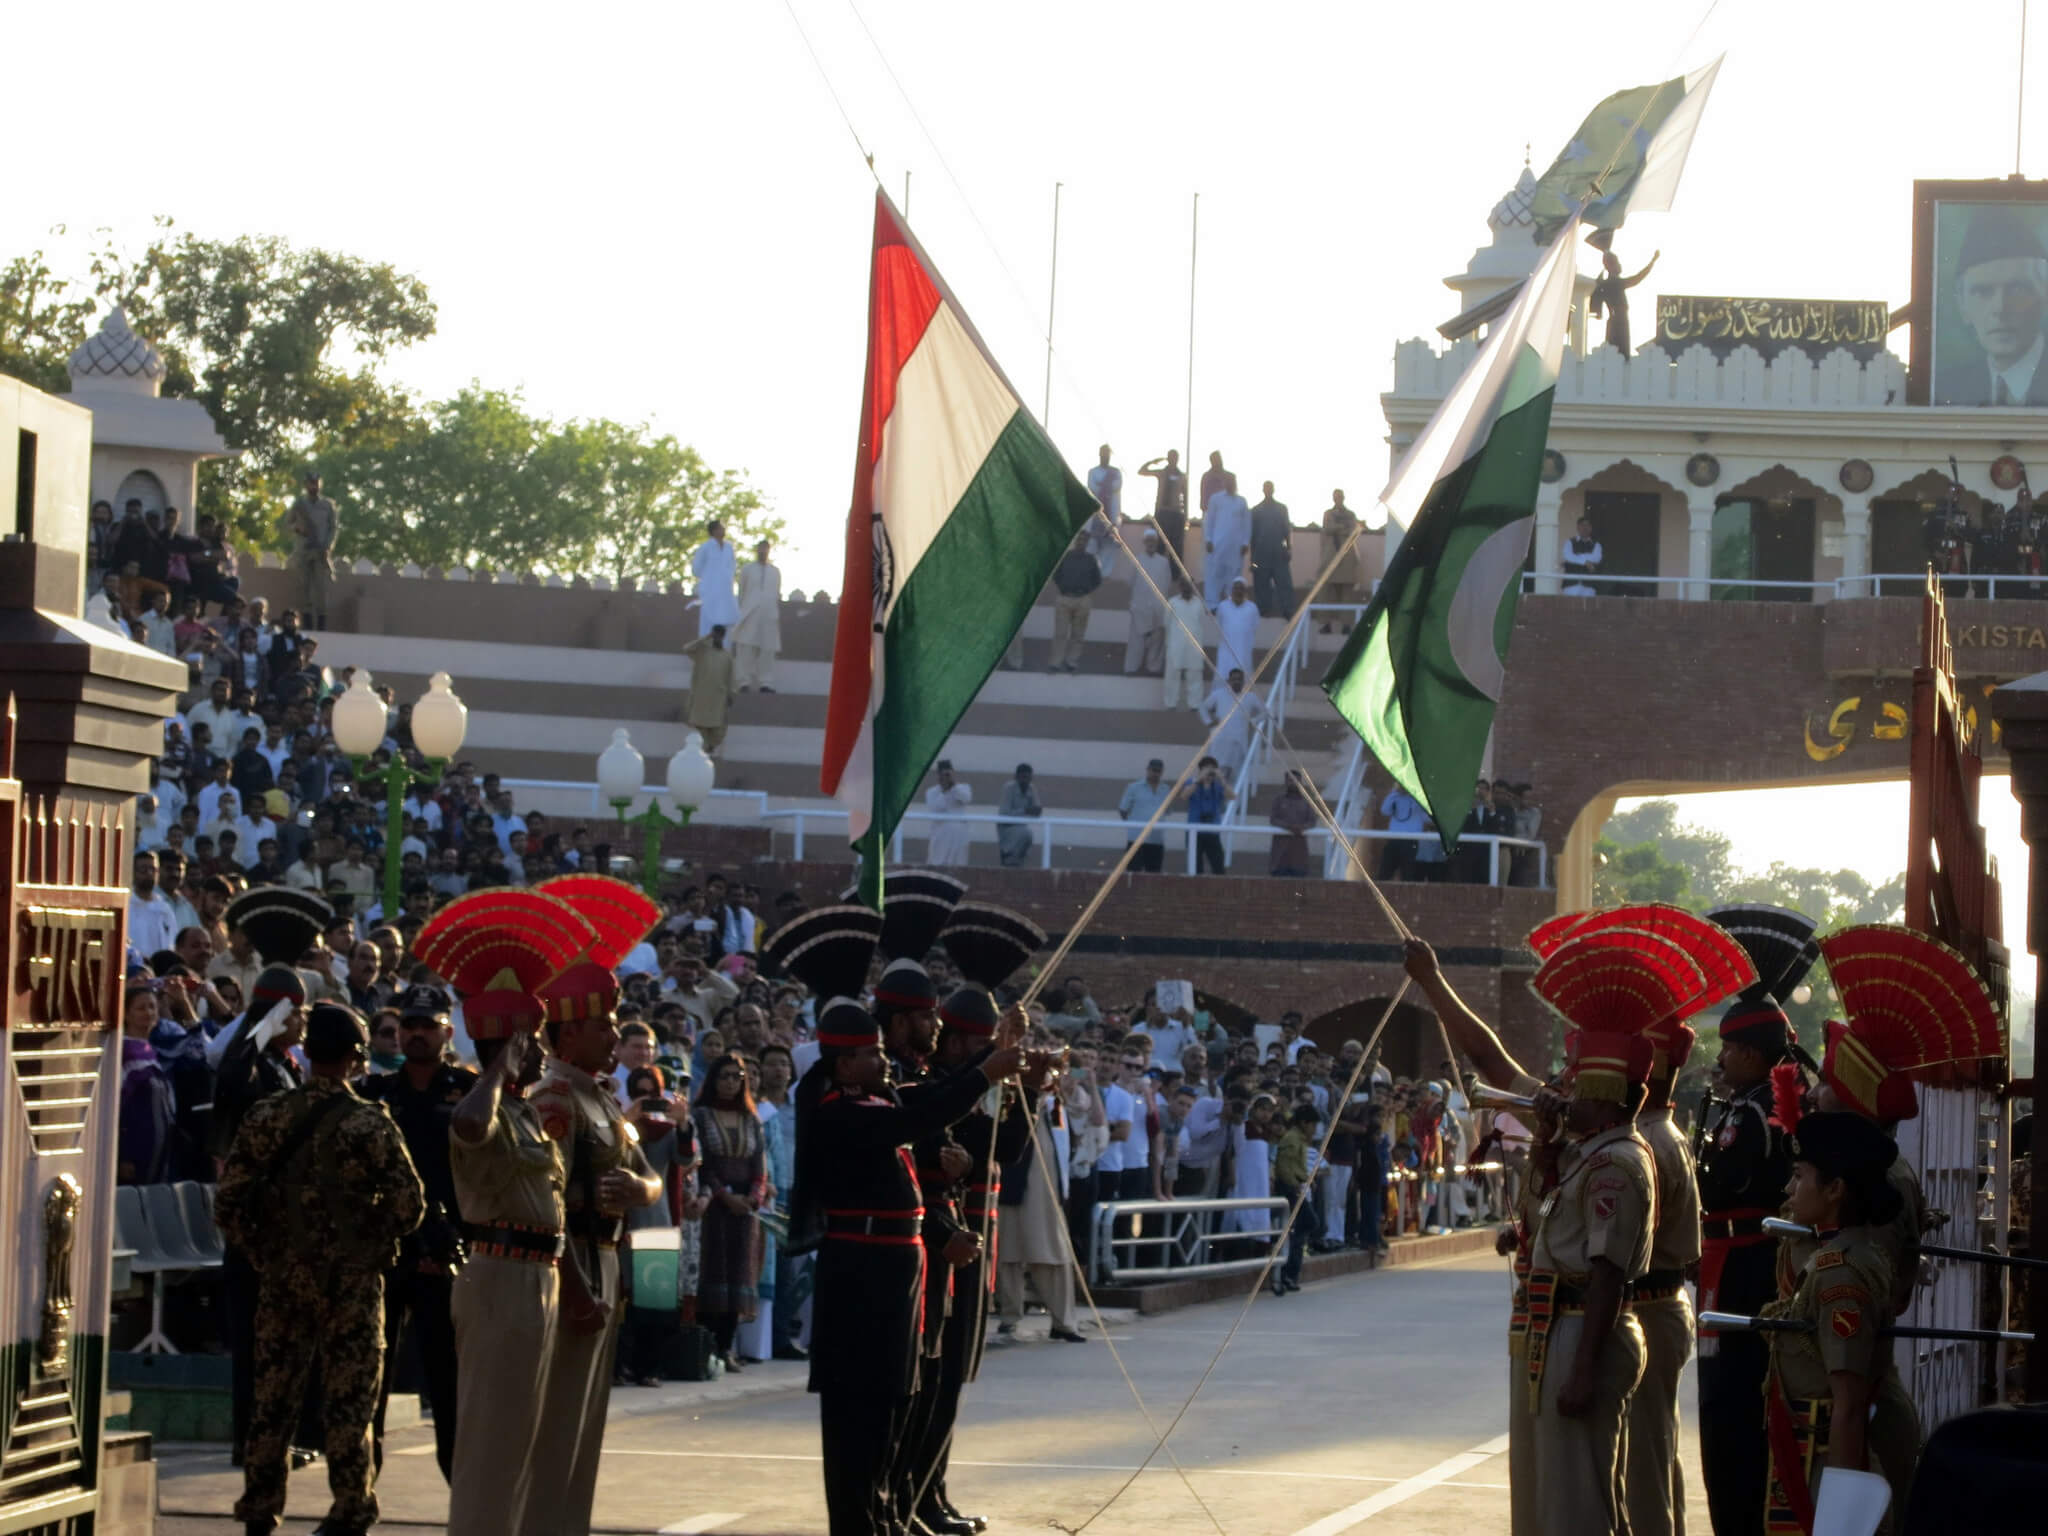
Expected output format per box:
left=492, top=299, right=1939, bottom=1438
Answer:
left=1528, top=57, right=1722, bottom=244
left=1320, top=216, right=1581, bottom=848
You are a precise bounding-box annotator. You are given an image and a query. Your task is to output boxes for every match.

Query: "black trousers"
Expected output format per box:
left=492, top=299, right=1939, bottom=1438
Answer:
left=1127, top=841, right=1164, bottom=873
left=906, top=1328, right=970, bottom=1517
left=1252, top=560, right=1294, bottom=617
left=1697, top=1242, right=1777, bottom=1536
left=820, top=1388, right=912, bottom=1536
left=1156, top=509, right=1187, bottom=573
left=374, top=1266, right=458, bottom=1481
left=1195, top=830, right=1225, bottom=874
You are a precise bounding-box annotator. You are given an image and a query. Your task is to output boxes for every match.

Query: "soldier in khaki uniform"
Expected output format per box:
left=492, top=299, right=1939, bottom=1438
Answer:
left=522, top=940, right=663, bottom=1536
left=1759, top=1111, right=1903, bottom=1535
left=1770, top=923, right=2006, bottom=1525
left=1628, top=1015, right=1704, bottom=1536
left=215, top=1003, right=424, bottom=1536
left=413, top=889, right=597, bottom=1536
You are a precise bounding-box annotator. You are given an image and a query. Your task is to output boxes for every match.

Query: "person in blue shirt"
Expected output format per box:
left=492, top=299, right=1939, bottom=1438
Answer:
left=1117, top=758, right=1173, bottom=873
left=1180, top=756, right=1235, bottom=874
left=1378, top=787, right=1427, bottom=881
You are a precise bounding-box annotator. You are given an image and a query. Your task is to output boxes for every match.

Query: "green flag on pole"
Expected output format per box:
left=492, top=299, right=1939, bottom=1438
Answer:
left=1528, top=57, right=1723, bottom=244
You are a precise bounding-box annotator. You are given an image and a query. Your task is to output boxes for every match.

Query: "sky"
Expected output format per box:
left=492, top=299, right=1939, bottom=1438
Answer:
left=9, top=2, right=2046, bottom=998
left=7, top=2, right=2040, bottom=598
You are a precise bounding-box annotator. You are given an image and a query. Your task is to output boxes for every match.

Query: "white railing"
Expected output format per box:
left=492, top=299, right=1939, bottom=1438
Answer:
left=498, top=778, right=771, bottom=820
left=1091, top=1197, right=1288, bottom=1282
left=1522, top=571, right=1835, bottom=599
left=1265, top=603, right=1369, bottom=733
left=1321, top=736, right=1370, bottom=880
left=1518, top=570, right=2048, bottom=601
left=759, top=804, right=1546, bottom=884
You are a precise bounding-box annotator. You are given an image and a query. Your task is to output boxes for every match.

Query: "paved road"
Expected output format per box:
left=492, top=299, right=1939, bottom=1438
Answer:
left=160, top=1250, right=1710, bottom=1535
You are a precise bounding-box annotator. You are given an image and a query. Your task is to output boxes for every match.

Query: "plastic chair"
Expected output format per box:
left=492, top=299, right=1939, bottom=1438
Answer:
left=174, top=1182, right=226, bottom=1265
left=118, top=1185, right=179, bottom=1354
left=141, top=1183, right=212, bottom=1269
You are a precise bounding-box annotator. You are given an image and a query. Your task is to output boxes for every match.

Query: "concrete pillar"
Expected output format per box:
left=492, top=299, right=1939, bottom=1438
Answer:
left=1987, top=675, right=2048, bottom=1402
left=1532, top=484, right=1563, bottom=596
left=1686, top=495, right=1717, bottom=601
left=1838, top=493, right=1872, bottom=598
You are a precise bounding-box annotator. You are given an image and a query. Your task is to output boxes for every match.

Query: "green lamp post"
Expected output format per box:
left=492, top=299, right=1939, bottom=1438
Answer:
left=331, top=669, right=469, bottom=921
left=596, top=727, right=716, bottom=898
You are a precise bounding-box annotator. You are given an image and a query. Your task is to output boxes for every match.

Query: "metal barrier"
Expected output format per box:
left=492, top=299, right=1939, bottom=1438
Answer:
left=498, top=778, right=771, bottom=819
left=1090, top=1197, right=1288, bottom=1282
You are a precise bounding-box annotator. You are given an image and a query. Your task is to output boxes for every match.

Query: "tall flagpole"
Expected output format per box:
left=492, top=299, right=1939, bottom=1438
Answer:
left=904, top=169, right=912, bottom=216
left=2020, top=0, right=2031, bottom=176
left=1185, top=192, right=1199, bottom=475
left=1044, top=181, right=1062, bottom=426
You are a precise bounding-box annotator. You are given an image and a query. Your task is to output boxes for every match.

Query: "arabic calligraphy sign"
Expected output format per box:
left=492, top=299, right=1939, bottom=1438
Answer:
left=1804, top=680, right=2006, bottom=762
left=1655, top=296, right=1891, bottom=360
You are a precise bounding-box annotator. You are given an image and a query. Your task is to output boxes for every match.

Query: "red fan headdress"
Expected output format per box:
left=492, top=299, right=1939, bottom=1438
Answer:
left=414, top=889, right=598, bottom=1040
left=1816, top=924, right=2004, bottom=1123
left=533, top=876, right=664, bottom=1025
left=1531, top=927, right=1707, bottom=1104
left=1527, top=904, right=1756, bottom=1011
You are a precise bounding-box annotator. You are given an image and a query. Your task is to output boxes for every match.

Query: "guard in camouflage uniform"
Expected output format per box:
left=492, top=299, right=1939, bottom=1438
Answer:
left=902, top=901, right=1049, bottom=1536
left=215, top=1004, right=425, bottom=1536
left=1759, top=1111, right=1903, bottom=1536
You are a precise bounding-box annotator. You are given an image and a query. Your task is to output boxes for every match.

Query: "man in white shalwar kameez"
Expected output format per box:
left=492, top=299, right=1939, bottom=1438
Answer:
left=1163, top=576, right=1209, bottom=711
left=1124, top=530, right=1173, bottom=675
left=1199, top=668, right=1267, bottom=784
left=924, top=761, right=974, bottom=865
left=732, top=539, right=782, bottom=692
left=1201, top=487, right=1250, bottom=610
left=1213, top=579, right=1261, bottom=679
left=689, top=521, right=739, bottom=637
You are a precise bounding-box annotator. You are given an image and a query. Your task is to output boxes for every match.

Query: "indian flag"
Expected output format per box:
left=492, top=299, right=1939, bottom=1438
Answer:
left=1320, top=215, right=1581, bottom=848
left=821, top=192, right=1097, bottom=897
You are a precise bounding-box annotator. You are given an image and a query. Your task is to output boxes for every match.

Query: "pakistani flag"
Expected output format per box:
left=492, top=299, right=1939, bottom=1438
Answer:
left=1320, top=216, right=1581, bottom=849
left=1528, top=57, right=1722, bottom=244
left=821, top=192, right=1097, bottom=903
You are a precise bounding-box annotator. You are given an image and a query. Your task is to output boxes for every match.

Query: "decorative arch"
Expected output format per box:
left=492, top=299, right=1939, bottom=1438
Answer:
left=1564, top=456, right=1686, bottom=501
left=112, top=468, right=167, bottom=519
left=1303, top=994, right=1447, bottom=1080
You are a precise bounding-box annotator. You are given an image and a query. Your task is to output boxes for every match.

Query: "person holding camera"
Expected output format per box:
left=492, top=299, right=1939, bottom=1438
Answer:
left=1180, top=755, right=1236, bottom=874
left=358, top=984, right=476, bottom=1482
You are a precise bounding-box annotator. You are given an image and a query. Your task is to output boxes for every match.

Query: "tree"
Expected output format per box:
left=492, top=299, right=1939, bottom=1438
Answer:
left=317, top=387, right=781, bottom=578
left=0, top=244, right=98, bottom=391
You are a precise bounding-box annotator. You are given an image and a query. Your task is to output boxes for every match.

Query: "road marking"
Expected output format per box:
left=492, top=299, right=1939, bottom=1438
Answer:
left=660, top=1515, right=745, bottom=1533
left=603, top=1446, right=1507, bottom=1489
left=391, top=1443, right=438, bottom=1457
left=1284, top=1433, right=1510, bottom=1536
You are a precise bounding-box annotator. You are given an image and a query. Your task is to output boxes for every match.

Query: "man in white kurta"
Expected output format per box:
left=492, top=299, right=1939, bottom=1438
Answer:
left=1213, top=579, right=1261, bottom=679
left=1201, top=487, right=1250, bottom=609
left=1199, top=669, right=1268, bottom=784
left=689, top=522, right=739, bottom=637
left=732, top=540, right=782, bottom=691
left=1124, top=530, right=1173, bottom=675
left=1164, top=577, right=1209, bottom=710
left=924, top=761, right=974, bottom=865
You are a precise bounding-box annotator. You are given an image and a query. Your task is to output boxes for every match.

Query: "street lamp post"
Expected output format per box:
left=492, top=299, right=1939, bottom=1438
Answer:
left=331, top=670, right=469, bottom=922
left=595, top=727, right=716, bottom=898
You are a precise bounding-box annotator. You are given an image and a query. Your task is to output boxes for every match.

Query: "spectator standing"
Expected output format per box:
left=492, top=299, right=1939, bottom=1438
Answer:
left=1225, top=1095, right=1275, bottom=1241
left=1181, top=756, right=1235, bottom=874
left=1138, top=451, right=1188, bottom=574
left=1271, top=1104, right=1318, bottom=1294
left=282, top=473, right=338, bottom=629
left=1117, top=758, right=1172, bottom=873
left=997, top=764, right=1040, bottom=867
left=691, top=1054, right=767, bottom=1374
left=1163, top=576, right=1209, bottom=710
left=1248, top=482, right=1295, bottom=617
left=1199, top=451, right=1237, bottom=518
left=1455, top=779, right=1511, bottom=884
left=1087, top=445, right=1122, bottom=523
left=1267, top=771, right=1316, bottom=877
left=683, top=626, right=736, bottom=756
left=1506, top=781, right=1545, bottom=887
left=1377, top=786, right=1427, bottom=881
left=923, top=761, right=974, bottom=866
left=1199, top=668, right=1268, bottom=785
left=1049, top=534, right=1101, bottom=673
left=1213, top=578, right=1261, bottom=678
left=118, top=979, right=176, bottom=1184
left=732, top=539, right=782, bottom=693
left=995, top=1090, right=1081, bottom=1341
left=1320, top=492, right=1363, bottom=629
left=129, top=851, right=180, bottom=958
left=1124, top=529, right=1172, bottom=675
left=690, top=520, right=740, bottom=637
left=1060, top=1043, right=1109, bottom=1260
left=1201, top=483, right=1251, bottom=610
left=1561, top=515, right=1602, bottom=596
left=85, top=569, right=128, bottom=636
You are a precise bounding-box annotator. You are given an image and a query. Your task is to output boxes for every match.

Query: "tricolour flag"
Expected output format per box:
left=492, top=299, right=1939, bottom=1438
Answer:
left=1319, top=215, right=1581, bottom=848
left=1528, top=56, right=1722, bottom=244
left=821, top=192, right=1097, bottom=900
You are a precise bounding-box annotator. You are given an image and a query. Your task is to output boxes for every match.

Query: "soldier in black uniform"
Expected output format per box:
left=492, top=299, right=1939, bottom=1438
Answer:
left=902, top=902, right=1052, bottom=1536
left=770, top=905, right=1023, bottom=1536
left=358, top=982, right=475, bottom=1481
left=1697, top=904, right=1819, bottom=1536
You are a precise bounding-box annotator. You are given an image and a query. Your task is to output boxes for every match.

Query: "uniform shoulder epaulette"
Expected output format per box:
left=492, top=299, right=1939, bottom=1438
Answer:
left=1813, top=1248, right=1847, bottom=1271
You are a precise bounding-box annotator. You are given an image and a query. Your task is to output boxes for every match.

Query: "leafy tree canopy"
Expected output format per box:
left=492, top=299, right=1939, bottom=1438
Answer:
left=0, top=222, right=774, bottom=578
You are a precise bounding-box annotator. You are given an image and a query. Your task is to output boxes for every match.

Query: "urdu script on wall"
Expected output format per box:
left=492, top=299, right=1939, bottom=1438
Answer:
left=1654, top=296, right=1891, bottom=359
left=1804, top=680, right=2006, bottom=761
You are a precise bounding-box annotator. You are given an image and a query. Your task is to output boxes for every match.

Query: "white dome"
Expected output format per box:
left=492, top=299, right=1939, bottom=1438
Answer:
left=1488, top=166, right=1539, bottom=232
left=68, top=307, right=165, bottom=383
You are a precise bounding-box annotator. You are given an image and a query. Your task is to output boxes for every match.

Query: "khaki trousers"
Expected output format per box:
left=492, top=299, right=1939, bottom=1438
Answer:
left=289, top=547, right=332, bottom=620
left=449, top=1257, right=557, bottom=1536
left=1509, top=1330, right=1536, bottom=1536
left=692, top=724, right=727, bottom=756
left=995, top=1259, right=1077, bottom=1334
left=517, top=1247, right=620, bottom=1536
left=1624, top=1294, right=1693, bottom=1536
left=734, top=643, right=774, bottom=691
left=1869, top=1360, right=1920, bottom=1522
left=1531, top=1311, right=1645, bottom=1536
left=1051, top=594, right=1091, bottom=667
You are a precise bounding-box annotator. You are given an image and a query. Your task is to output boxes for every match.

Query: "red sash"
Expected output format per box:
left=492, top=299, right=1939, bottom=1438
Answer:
left=1763, top=1376, right=1826, bottom=1536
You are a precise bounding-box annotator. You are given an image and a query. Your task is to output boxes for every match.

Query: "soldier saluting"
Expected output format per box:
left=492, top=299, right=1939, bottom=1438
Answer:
left=215, top=1002, right=425, bottom=1536
left=1697, top=903, right=1820, bottom=1536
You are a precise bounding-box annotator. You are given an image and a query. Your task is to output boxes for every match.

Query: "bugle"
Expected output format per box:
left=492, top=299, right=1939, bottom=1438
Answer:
left=1468, top=1085, right=1538, bottom=1112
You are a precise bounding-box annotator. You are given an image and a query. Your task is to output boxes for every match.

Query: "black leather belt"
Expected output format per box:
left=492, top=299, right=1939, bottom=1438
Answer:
left=1629, top=1267, right=1686, bottom=1300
